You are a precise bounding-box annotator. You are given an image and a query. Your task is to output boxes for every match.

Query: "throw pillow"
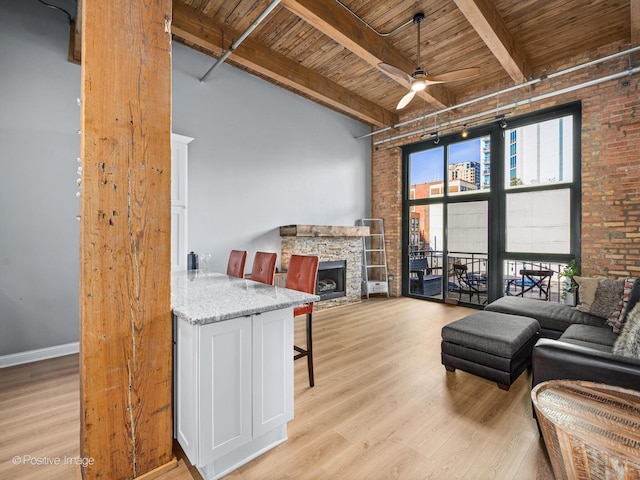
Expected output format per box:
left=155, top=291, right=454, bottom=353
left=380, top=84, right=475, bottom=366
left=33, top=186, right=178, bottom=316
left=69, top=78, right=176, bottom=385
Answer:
left=574, top=276, right=600, bottom=312
left=591, top=278, right=625, bottom=318
left=613, top=302, right=640, bottom=359
left=606, top=277, right=638, bottom=332
left=621, top=277, right=640, bottom=324
left=575, top=277, right=624, bottom=320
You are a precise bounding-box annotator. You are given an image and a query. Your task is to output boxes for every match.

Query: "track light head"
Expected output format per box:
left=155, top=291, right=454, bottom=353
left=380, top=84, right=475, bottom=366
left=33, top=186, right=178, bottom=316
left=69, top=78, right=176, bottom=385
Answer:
left=461, top=125, right=469, bottom=138
left=421, top=131, right=440, bottom=143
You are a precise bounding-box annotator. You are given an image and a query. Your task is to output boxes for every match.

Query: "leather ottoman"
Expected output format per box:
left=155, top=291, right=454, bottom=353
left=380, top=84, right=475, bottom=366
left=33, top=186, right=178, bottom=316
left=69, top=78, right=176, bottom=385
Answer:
left=441, top=311, right=540, bottom=390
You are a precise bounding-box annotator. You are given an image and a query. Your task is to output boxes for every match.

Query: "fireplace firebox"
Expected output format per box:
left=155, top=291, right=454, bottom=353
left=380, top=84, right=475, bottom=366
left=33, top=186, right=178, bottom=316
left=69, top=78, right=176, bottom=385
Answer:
left=316, top=260, right=346, bottom=301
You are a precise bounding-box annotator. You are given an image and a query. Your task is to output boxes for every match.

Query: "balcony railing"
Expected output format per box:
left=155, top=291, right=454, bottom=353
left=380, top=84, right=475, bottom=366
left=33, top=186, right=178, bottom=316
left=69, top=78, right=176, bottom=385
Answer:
left=408, top=251, right=571, bottom=305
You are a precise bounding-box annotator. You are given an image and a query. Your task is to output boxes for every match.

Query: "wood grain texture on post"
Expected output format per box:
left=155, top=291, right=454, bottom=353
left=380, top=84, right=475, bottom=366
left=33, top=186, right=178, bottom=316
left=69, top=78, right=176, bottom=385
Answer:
left=79, top=1, right=173, bottom=478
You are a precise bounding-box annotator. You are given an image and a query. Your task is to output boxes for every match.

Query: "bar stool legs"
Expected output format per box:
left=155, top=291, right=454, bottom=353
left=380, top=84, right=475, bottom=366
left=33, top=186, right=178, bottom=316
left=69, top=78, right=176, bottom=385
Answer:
left=286, top=254, right=318, bottom=388
left=294, top=313, right=314, bottom=387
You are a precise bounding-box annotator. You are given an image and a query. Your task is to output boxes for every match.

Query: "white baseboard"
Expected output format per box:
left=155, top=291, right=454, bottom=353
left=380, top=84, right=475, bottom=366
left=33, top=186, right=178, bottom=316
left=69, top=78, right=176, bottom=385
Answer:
left=0, top=342, right=79, bottom=368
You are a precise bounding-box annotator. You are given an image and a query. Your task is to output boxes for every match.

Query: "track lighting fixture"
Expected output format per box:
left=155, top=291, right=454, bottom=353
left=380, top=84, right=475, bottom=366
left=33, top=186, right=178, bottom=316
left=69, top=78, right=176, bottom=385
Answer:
left=498, top=115, right=508, bottom=129
left=461, top=125, right=469, bottom=138
left=421, top=131, right=440, bottom=144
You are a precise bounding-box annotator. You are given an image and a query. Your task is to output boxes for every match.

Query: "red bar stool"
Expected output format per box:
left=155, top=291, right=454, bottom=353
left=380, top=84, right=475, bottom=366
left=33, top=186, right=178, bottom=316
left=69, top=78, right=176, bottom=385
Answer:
left=250, top=252, right=277, bottom=285
left=226, top=250, right=247, bottom=278
left=286, top=255, right=319, bottom=387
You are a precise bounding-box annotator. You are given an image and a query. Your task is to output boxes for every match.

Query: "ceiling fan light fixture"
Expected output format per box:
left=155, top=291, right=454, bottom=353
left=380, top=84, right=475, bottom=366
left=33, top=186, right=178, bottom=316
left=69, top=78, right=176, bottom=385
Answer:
left=380, top=11, right=481, bottom=110
left=411, top=80, right=426, bottom=92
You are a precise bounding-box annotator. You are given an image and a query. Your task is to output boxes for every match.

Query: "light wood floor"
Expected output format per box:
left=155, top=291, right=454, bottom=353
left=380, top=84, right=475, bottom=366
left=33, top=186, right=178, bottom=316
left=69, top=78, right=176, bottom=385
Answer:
left=0, top=297, right=553, bottom=480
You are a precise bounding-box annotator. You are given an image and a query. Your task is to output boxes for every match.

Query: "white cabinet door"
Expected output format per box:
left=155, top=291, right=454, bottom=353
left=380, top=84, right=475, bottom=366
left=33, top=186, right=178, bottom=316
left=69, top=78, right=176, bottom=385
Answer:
left=252, top=308, right=294, bottom=438
left=176, top=316, right=199, bottom=463
left=171, top=133, right=192, bottom=271
left=175, top=309, right=295, bottom=474
left=198, top=317, right=253, bottom=466
left=171, top=133, right=192, bottom=207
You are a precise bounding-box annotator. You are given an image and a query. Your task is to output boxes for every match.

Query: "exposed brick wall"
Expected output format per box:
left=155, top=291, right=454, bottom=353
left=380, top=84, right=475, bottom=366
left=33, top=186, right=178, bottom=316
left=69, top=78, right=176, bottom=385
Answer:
left=371, top=145, right=403, bottom=295
left=582, top=78, right=640, bottom=277
left=372, top=42, right=640, bottom=292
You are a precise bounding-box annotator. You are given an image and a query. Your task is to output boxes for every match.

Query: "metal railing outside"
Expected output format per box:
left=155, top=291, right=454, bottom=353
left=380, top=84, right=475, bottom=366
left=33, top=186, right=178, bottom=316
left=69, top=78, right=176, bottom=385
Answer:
left=408, top=251, right=571, bottom=305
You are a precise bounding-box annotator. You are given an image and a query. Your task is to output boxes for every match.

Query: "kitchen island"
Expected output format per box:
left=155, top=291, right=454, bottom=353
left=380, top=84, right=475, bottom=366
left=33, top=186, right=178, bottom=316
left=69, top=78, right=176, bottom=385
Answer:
left=172, top=271, right=318, bottom=480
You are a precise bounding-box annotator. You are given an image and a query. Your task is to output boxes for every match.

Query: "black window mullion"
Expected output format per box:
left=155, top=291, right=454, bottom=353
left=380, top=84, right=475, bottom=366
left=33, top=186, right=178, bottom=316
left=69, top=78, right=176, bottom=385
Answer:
left=400, top=101, right=581, bottom=305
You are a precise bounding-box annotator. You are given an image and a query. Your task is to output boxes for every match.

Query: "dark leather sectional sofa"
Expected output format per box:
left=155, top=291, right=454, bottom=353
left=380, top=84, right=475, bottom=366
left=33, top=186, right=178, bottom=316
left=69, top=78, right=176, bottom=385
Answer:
left=484, top=295, right=640, bottom=391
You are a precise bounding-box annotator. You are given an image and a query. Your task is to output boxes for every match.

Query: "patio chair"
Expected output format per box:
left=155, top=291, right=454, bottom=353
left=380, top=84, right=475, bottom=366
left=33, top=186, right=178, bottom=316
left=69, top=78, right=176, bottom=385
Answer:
left=452, top=263, right=488, bottom=304
left=518, top=269, right=554, bottom=300
left=409, top=256, right=431, bottom=294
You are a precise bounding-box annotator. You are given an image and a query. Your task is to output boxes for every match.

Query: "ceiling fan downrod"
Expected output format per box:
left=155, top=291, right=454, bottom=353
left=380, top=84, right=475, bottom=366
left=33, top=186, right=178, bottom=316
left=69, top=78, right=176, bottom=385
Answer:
left=413, top=13, right=425, bottom=71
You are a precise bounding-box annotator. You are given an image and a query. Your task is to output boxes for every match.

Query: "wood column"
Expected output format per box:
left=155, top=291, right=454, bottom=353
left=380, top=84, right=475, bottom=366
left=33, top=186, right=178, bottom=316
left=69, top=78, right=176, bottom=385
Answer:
left=79, top=1, right=173, bottom=479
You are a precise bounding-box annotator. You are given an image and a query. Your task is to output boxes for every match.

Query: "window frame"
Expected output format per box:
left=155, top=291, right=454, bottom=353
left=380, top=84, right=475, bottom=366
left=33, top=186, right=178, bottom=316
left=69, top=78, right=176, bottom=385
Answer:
left=401, top=101, right=582, bottom=303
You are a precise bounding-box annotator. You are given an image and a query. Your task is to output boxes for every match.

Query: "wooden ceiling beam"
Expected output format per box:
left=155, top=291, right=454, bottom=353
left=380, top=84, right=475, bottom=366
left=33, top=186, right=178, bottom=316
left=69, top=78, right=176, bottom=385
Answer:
left=280, top=0, right=453, bottom=109
left=453, top=0, right=530, bottom=83
left=68, top=0, right=82, bottom=64
left=172, top=2, right=398, bottom=127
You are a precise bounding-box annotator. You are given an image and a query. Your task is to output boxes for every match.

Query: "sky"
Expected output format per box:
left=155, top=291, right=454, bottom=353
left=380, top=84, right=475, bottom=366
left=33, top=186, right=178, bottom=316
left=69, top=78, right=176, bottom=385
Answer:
left=410, top=138, right=482, bottom=185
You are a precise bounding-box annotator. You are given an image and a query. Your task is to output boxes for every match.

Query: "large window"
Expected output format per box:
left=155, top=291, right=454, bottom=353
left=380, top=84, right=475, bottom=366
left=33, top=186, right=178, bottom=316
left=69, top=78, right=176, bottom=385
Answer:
left=403, top=103, right=581, bottom=306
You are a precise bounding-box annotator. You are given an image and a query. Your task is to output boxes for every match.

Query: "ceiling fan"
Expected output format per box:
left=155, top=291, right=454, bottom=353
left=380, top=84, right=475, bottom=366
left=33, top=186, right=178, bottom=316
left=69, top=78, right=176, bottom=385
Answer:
left=379, top=12, right=480, bottom=110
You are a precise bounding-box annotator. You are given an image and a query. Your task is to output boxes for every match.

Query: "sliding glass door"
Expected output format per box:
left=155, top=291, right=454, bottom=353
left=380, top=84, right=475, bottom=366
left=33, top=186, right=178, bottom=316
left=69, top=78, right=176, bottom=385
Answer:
left=404, top=133, right=492, bottom=305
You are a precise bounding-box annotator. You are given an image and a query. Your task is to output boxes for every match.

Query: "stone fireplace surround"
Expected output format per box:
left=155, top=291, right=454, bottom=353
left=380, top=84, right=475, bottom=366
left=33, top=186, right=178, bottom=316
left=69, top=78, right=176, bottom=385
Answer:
left=279, top=225, right=368, bottom=310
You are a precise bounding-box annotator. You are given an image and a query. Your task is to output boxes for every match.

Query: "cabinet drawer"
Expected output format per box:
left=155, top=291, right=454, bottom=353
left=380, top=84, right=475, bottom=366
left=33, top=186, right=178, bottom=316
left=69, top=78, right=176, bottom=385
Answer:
left=367, top=281, right=388, bottom=293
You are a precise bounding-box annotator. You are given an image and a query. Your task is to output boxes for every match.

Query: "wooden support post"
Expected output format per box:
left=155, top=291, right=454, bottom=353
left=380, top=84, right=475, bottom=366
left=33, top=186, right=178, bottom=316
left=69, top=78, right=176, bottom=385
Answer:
left=79, top=1, right=173, bottom=479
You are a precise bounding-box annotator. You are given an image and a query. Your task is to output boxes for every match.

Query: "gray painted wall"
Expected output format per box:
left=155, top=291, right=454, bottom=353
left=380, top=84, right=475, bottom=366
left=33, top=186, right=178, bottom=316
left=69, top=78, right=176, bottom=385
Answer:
left=173, top=43, right=371, bottom=274
left=0, top=0, right=81, bottom=357
left=0, top=0, right=371, bottom=357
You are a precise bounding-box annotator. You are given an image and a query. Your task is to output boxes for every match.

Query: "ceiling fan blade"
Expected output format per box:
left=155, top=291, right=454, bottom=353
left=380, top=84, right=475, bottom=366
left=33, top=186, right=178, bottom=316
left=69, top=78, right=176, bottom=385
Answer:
left=396, top=90, right=416, bottom=110
left=378, top=62, right=412, bottom=87
left=424, top=67, right=481, bottom=84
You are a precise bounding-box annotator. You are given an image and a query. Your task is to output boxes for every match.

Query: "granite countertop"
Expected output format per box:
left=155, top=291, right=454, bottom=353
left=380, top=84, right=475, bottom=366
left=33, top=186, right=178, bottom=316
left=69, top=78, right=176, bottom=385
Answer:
left=172, top=271, right=320, bottom=325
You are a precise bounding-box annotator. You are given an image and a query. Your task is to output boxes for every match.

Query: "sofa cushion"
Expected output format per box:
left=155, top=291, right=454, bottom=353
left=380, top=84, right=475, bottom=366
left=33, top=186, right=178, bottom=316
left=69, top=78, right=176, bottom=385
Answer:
left=485, top=296, right=603, bottom=334
left=558, top=324, right=618, bottom=353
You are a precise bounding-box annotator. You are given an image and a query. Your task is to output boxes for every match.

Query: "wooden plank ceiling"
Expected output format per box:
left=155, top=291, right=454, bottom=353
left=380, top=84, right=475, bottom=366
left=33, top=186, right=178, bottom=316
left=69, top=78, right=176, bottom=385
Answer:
left=172, top=0, right=634, bottom=128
